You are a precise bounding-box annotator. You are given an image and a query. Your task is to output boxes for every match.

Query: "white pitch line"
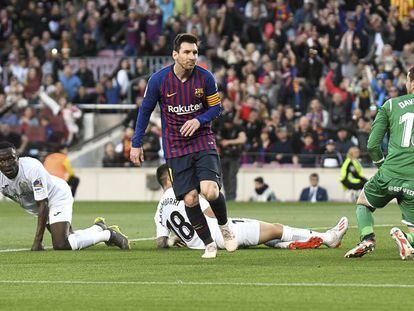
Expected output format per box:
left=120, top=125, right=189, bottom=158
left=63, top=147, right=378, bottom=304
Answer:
left=0, top=280, right=413, bottom=289
left=312, top=224, right=395, bottom=230
left=130, top=237, right=156, bottom=242
left=0, top=237, right=156, bottom=253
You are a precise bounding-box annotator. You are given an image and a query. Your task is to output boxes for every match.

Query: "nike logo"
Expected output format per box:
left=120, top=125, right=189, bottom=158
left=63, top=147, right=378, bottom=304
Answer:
left=53, top=212, right=61, bottom=217
left=166, top=92, right=177, bottom=98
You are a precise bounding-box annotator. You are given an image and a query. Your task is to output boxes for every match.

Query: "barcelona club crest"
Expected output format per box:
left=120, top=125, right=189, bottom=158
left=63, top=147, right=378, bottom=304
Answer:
left=194, top=88, right=204, bottom=98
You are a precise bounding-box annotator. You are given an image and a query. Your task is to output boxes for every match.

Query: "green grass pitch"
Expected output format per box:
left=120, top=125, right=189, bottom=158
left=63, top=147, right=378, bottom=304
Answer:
left=0, top=200, right=414, bottom=310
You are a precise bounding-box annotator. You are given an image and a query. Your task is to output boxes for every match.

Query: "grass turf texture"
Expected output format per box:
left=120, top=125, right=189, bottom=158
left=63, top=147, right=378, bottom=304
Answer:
left=0, top=201, right=414, bottom=310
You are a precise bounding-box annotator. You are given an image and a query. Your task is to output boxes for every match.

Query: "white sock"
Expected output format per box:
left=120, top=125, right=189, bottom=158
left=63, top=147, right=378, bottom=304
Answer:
left=281, top=226, right=330, bottom=243
left=74, top=224, right=103, bottom=235
left=68, top=229, right=111, bottom=250
left=281, top=226, right=313, bottom=242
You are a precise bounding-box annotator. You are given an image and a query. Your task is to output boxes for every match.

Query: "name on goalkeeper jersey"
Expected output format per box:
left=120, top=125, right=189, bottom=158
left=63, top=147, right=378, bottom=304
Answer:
left=388, top=186, right=414, bottom=196
left=167, top=103, right=202, bottom=115
left=398, top=99, right=414, bottom=109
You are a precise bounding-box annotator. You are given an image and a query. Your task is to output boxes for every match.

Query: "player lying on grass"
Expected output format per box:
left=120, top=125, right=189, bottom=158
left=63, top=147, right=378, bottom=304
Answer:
left=154, top=164, right=348, bottom=253
left=0, top=141, right=130, bottom=251
left=344, top=67, right=414, bottom=260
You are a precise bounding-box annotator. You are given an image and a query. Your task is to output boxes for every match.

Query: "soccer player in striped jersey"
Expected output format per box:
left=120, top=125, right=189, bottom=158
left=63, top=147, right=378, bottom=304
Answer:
left=345, top=67, right=414, bottom=260
left=130, top=33, right=236, bottom=258
left=154, top=164, right=349, bottom=252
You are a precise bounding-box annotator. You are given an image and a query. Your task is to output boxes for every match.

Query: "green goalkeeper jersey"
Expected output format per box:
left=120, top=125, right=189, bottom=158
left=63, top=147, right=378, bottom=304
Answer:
left=368, top=93, right=414, bottom=180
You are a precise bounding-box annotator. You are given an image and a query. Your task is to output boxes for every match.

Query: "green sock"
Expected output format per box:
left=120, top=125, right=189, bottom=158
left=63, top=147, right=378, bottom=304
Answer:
left=406, top=232, right=414, bottom=246
left=356, top=205, right=374, bottom=240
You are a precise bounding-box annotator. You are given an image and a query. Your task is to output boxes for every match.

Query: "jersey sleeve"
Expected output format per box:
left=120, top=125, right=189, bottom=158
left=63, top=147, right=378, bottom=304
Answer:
left=131, top=75, right=160, bottom=147
left=154, top=204, right=170, bottom=238
left=204, top=71, right=221, bottom=107
left=28, top=160, right=49, bottom=201
left=199, top=196, right=211, bottom=212
left=367, top=99, right=390, bottom=165
left=195, top=70, right=222, bottom=124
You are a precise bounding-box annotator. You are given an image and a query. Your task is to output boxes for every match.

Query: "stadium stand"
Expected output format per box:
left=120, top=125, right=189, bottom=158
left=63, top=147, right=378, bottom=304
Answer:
left=0, top=0, right=411, bottom=169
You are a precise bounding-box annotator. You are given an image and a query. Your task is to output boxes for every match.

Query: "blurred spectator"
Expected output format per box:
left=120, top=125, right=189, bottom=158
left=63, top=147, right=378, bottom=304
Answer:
left=335, top=128, right=355, bottom=158
left=102, top=142, right=123, bottom=167
left=59, top=65, right=82, bottom=101
left=131, top=58, right=149, bottom=79
left=243, top=109, right=263, bottom=163
left=75, top=58, right=96, bottom=88
left=123, top=97, right=141, bottom=129
left=78, top=32, right=97, bottom=57
left=299, top=173, right=328, bottom=202
left=0, top=124, right=28, bottom=155
left=141, top=122, right=161, bottom=167
left=44, top=145, right=80, bottom=197
left=297, top=133, right=318, bottom=168
left=112, top=58, right=131, bottom=98
left=355, top=118, right=371, bottom=164
left=73, top=86, right=95, bottom=104
left=273, top=127, right=293, bottom=164
left=320, top=140, right=343, bottom=168
left=123, top=10, right=141, bottom=57
left=250, top=176, right=276, bottom=202
left=116, top=127, right=135, bottom=166
left=104, top=78, right=121, bottom=105
left=292, top=116, right=319, bottom=157
left=340, top=146, right=367, bottom=195
left=217, top=115, right=247, bottom=201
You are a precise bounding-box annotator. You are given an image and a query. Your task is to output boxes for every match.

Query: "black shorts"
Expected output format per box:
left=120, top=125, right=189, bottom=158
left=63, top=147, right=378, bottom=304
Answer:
left=166, top=150, right=222, bottom=200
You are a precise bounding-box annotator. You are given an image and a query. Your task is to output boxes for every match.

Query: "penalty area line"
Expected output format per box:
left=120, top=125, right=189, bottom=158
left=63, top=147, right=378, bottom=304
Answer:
left=0, top=237, right=156, bottom=253
left=0, top=280, right=413, bottom=289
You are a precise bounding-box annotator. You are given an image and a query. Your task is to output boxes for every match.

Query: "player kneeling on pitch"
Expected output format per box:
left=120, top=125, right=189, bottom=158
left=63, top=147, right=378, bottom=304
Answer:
left=154, top=164, right=348, bottom=252
left=0, top=142, right=130, bottom=251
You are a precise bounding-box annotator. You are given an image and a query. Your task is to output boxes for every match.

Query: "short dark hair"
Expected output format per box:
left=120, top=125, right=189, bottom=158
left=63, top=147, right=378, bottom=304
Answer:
left=156, top=164, right=169, bottom=186
left=173, top=33, right=198, bottom=52
left=409, top=67, right=414, bottom=81
left=254, top=177, right=264, bottom=184
left=310, top=173, right=319, bottom=179
left=0, top=141, right=16, bottom=150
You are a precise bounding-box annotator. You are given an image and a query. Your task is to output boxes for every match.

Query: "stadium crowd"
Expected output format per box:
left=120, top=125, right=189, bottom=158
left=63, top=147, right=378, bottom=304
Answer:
left=0, top=0, right=412, bottom=167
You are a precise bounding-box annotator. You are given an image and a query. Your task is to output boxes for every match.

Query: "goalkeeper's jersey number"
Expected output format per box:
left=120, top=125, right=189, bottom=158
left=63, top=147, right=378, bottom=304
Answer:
left=399, top=112, right=414, bottom=147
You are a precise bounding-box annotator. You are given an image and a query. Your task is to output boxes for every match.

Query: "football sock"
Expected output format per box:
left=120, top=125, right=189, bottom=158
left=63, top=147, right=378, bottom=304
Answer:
left=68, top=229, right=111, bottom=250
left=208, top=192, right=228, bottom=225
left=185, top=204, right=213, bottom=245
left=356, top=204, right=374, bottom=241
left=74, top=224, right=103, bottom=235
left=281, top=225, right=314, bottom=242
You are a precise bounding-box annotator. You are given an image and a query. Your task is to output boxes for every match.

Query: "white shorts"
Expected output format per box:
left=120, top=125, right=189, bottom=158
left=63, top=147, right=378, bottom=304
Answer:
left=213, top=218, right=260, bottom=249
left=48, top=197, right=73, bottom=225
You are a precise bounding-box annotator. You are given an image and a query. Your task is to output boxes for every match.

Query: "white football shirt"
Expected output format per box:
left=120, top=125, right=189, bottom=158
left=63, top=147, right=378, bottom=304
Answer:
left=0, top=157, right=72, bottom=216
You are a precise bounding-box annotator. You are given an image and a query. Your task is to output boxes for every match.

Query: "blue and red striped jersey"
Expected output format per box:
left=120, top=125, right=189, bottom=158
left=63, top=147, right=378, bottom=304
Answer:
left=132, top=65, right=222, bottom=159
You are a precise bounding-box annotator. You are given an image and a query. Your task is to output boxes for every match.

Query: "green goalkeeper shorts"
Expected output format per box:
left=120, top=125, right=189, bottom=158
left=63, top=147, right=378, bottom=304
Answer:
left=363, top=170, right=414, bottom=224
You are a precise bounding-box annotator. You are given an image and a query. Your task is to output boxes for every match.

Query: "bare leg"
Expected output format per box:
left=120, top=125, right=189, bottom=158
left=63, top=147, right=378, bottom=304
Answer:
left=50, top=221, right=72, bottom=250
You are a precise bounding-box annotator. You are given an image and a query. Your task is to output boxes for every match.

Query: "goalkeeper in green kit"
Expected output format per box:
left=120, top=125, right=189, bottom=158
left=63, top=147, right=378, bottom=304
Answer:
left=345, top=68, right=414, bottom=260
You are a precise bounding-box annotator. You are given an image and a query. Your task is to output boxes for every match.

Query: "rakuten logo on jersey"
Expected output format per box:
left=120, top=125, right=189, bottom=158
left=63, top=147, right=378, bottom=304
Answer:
left=167, top=103, right=202, bottom=115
